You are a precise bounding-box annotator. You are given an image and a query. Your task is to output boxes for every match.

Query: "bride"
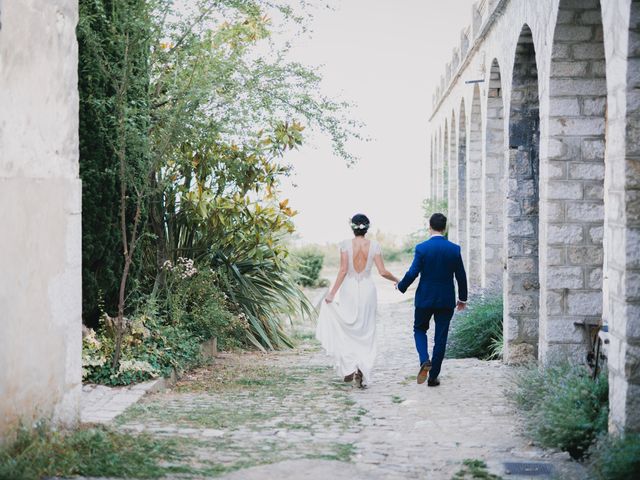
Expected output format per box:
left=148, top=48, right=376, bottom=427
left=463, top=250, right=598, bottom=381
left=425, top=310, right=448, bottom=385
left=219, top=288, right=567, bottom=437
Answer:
left=315, top=214, right=399, bottom=388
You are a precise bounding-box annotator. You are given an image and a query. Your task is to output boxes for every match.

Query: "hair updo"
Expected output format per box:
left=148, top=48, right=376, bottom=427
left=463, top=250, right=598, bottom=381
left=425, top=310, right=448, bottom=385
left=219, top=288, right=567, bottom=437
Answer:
left=350, top=213, right=370, bottom=237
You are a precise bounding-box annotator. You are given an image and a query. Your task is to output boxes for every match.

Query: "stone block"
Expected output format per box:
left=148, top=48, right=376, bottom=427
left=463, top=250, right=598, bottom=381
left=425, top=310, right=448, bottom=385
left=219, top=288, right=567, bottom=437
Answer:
left=567, top=291, right=603, bottom=316
left=509, top=219, right=535, bottom=237
left=547, top=180, right=583, bottom=200
left=582, top=139, right=605, bottom=160
left=569, top=162, right=604, bottom=180
left=547, top=161, right=567, bottom=180
left=589, top=225, right=604, bottom=244
left=508, top=294, right=537, bottom=315
left=546, top=266, right=584, bottom=289
left=566, top=202, right=604, bottom=222
left=582, top=97, right=606, bottom=116
left=545, top=290, right=565, bottom=315
left=549, top=97, right=581, bottom=116
left=588, top=267, right=603, bottom=289
left=510, top=257, right=536, bottom=274
left=549, top=117, right=605, bottom=136
left=550, top=61, right=588, bottom=78
left=548, top=224, right=584, bottom=245
left=548, top=138, right=568, bottom=159
left=542, top=318, right=582, bottom=343
left=568, top=246, right=604, bottom=265
left=580, top=10, right=604, bottom=25
left=547, top=246, right=566, bottom=265
left=546, top=201, right=565, bottom=222
left=549, top=78, right=606, bottom=95
left=584, top=184, right=604, bottom=200
left=572, top=43, right=606, bottom=60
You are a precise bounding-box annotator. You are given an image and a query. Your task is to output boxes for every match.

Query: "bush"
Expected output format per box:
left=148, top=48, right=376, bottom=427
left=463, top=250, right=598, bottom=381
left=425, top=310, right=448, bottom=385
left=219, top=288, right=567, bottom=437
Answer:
left=588, top=432, right=640, bottom=480
left=0, top=424, right=185, bottom=480
left=295, top=248, right=325, bottom=287
left=512, top=363, right=609, bottom=459
left=447, top=294, right=503, bottom=360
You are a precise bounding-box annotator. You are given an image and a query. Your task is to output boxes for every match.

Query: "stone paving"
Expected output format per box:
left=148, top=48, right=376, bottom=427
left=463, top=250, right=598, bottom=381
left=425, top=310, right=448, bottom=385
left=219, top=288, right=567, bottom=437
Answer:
left=97, top=278, right=588, bottom=479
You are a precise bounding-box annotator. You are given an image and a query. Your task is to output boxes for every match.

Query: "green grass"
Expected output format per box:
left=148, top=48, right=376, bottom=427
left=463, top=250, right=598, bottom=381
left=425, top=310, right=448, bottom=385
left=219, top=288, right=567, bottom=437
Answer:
left=0, top=425, right=189, bottom=480
left=391, top=395, right=404, bottom=404
left=448, top=294, right=503, bottom=360
left=452, top=459, right=502, bottom=480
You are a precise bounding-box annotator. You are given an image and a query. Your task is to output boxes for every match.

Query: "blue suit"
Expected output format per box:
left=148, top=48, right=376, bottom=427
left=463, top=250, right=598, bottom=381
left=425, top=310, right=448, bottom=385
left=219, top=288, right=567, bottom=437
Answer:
left=398, top=235, right=468, bottom=380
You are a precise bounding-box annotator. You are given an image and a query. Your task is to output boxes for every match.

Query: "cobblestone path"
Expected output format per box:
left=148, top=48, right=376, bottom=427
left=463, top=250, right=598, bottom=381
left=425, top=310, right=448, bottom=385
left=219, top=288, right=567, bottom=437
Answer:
left=113, top=294, right=584, bottom=479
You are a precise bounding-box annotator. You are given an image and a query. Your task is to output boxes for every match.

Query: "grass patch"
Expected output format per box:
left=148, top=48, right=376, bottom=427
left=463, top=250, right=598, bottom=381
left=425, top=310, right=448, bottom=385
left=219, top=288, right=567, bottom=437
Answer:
left=588, top=433, right=640, bottom=479
left=448, top=294, right=503, bottom=360
left=452, top=459, right=502, bottom=480
left=310, top=442, right=356, bottom=462
left=391, top=395, right=404, bottom=404
left=0, top=425, right=189, bottom=480
left=511, top=363, right=608, bottom=459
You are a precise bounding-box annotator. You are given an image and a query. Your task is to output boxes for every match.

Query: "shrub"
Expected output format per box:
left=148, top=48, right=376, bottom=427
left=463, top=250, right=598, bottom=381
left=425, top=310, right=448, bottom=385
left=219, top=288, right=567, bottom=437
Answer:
left=588, top=432, right=640, bottom=480
left=512, top=363, right=609, bottom=459
left=0, top=424, right=186, bottom=479
left=448, top=294, right=503, bottom=360
left=295, top=248, right=325, bottom=287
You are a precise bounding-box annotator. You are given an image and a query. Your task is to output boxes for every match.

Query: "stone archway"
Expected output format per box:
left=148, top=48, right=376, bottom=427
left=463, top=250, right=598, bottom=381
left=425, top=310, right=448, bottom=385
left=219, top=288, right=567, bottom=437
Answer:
left=468, top=85, right=483, bottom=287
left=504, top=24, right=541, bottom=362
left=443, top=120, right=449, bottom=203
left=540, top=0, right=607, bottom=364
left=482, top=59, right=506, bottom=290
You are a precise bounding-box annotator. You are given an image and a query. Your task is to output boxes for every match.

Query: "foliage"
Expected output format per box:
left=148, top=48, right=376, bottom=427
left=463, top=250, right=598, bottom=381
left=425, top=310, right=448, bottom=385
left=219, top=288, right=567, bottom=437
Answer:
left=448, top=294, right=503, bottom=360
left=511, top=363, right=609, bottom=459
left=77, top=0, right=360, bottom=352
left=422, top=197, right=449, bottom=223
left=588, top=432, right=640, bottom=480
left=0, top=424, right=186, bottom=480
left=294, top=248, right=325, bottom=287
left=452, top=459, right=502, bottom=480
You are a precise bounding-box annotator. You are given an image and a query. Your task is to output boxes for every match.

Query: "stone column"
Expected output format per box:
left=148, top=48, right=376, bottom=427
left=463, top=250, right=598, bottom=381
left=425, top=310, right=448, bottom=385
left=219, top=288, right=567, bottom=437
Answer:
left=0, top=0, right=81, bottom=437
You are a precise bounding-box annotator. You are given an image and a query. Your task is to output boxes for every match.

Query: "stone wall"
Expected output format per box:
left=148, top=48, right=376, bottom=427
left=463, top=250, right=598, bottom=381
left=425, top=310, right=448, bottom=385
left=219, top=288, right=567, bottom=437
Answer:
left=428, top=0, right=640, bottom=433
left=0, top=0, right=81, bottom=438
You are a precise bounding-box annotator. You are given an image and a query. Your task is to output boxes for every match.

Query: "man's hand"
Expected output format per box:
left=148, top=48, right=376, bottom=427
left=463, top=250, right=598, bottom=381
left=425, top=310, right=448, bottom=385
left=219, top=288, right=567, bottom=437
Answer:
left=456, top=301, right=466, bottom=311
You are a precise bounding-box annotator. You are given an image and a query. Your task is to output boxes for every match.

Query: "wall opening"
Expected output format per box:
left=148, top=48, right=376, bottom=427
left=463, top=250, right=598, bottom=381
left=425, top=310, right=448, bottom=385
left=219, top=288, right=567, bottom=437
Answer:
left=448, top=110, right=458, bottom=243
left=505, top=24, right=541, bottom=361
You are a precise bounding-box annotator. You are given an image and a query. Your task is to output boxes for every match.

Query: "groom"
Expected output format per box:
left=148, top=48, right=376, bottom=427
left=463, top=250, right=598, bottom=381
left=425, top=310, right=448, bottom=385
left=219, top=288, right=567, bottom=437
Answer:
left=397, top=213, right=468, bottom=387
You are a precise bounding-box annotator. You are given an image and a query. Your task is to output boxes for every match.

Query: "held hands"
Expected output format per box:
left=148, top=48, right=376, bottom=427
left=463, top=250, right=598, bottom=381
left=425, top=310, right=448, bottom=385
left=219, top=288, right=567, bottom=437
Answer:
left=456, top=301, right=466, bottom=311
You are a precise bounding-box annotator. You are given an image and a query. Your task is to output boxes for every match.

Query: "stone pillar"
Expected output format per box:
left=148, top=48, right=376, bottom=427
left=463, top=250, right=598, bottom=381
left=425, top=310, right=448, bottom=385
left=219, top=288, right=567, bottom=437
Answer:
left=0, top=0, right=81, bottom=437
left=448, top=115, right=459, bottom=243
left=604, top=0, right=640, bottom=434
left=468, top=86, right=483, bottom=288
left=457, top=102, right=468, bottom=261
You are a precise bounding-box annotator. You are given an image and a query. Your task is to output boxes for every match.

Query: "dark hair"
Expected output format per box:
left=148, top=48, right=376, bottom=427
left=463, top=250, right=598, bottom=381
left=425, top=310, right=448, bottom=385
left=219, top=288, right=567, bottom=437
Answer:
left=429, top=213, right=447, bottom=232
left=351, top=213, right=370, bottom=237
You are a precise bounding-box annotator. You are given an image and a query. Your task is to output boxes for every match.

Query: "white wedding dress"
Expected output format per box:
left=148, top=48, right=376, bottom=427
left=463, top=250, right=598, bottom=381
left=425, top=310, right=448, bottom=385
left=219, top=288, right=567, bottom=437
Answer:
left=315, top=239, right=381, bottom=385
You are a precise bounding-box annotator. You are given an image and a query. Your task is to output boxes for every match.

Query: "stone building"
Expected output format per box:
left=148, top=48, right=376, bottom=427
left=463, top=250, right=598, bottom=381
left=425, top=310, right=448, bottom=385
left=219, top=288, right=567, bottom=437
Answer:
left=0, top=0, right=82, bottom=438
left=429, top=0, right=640, bottom=434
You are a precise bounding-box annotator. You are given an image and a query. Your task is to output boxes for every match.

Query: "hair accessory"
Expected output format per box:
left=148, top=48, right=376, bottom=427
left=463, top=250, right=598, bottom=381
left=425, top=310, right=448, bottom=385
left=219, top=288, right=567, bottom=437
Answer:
left=351, top=223, right=369, bottom=230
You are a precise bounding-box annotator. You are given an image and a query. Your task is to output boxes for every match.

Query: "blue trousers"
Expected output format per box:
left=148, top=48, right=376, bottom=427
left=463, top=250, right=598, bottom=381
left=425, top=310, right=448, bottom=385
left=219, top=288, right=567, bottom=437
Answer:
left=413, top=307, right=454, bottom=380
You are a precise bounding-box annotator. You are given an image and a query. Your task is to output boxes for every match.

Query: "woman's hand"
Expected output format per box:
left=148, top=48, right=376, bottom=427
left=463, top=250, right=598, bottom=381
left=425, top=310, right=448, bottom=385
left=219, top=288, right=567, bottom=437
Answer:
left=325, top=292, right=335, bottom=303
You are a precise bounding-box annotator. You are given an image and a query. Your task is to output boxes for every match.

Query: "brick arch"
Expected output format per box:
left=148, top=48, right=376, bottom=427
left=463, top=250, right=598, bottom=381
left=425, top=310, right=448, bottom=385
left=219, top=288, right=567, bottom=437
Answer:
left=467, top=84, right=483, bottom=287
left=504, top=24, right=541, bottom=362
left=483, top=58, right=506, bottom=290
left=457, top=98, right=468, bottom=253
left=540, top=0, right=607, bottom=364
left=448, top=109, right=458, bottom=243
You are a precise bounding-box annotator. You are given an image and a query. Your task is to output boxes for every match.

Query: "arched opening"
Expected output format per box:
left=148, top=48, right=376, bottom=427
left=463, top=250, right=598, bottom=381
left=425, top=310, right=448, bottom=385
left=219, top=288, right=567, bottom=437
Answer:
left=457, top=99, right=468, bottom=253
left=448, top=110, right=458, bottom=242
left=429, top=137, right=434, bottom=199
left=504, top=24, right=540, bottom=361
left=483, top=59, right=506, bottom=290
left=468, top=84, right=483, bottom=287
left=541, top=0, right=607, bottom=364
left=437, top=127, right=443, bottom=201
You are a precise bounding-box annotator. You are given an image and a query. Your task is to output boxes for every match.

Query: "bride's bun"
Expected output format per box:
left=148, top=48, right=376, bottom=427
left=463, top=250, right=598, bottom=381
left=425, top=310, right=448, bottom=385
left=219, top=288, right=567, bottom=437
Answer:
left=351, top=213, right=370, bottom=236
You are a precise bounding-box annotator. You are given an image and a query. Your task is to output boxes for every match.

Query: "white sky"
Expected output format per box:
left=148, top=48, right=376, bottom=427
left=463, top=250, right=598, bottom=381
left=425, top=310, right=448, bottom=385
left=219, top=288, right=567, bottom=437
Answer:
left=280, top=0, right=474, bottom=245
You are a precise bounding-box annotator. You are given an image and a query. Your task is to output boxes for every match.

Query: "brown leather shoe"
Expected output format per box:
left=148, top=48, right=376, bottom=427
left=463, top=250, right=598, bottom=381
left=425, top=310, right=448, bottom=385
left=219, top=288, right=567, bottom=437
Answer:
left=417, top=361, right=432, bottom=384
left=344, top=372, right=355, bottom=382
left=355, top=369, right=365, bottom=389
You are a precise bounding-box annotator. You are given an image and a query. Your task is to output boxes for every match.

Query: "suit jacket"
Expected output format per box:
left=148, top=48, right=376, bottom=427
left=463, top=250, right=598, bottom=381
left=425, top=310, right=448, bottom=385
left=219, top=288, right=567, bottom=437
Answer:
left=397, top=235, right=468, bottom=310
